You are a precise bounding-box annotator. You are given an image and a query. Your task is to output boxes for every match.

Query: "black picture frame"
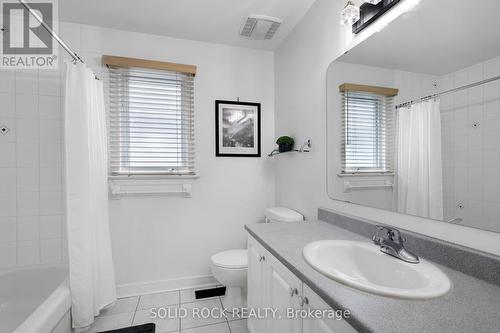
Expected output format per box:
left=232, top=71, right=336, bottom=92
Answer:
left=215, top=100, right=261, bottom=157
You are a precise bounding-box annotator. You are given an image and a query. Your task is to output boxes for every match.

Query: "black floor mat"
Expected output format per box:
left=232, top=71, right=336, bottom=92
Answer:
left=98, top=323, right=155, bottom=333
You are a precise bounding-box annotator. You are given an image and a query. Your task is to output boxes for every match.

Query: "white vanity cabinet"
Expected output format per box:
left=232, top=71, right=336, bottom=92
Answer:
left=247, top=235, right=357, bottom=333
left=248, top=235, right=269, bottom=333
left=266, top=253, right=302, bottom=333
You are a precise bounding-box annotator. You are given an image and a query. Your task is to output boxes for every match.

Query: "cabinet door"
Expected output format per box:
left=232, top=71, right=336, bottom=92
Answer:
left=302, top=285, right=357, bottom=333
left=266, top=254, right=302, bottom=333
left=247, top=236, right=268, bottom=333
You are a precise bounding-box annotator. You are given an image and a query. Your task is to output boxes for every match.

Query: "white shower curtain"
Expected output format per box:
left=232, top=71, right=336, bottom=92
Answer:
left=64, top=62, right=116, bottom=329
left=396, top=99, right=443, bottom=220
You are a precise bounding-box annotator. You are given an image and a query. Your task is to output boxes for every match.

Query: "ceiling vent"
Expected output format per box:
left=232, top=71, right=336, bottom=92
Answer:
left=239, top=15, right=282, bottom=40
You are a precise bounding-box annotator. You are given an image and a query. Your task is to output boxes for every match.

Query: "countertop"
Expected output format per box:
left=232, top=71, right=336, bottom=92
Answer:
left=245, top=221, right=500, bottom=333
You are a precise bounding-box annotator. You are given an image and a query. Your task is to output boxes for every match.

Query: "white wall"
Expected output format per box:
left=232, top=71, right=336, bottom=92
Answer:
left=441, top=56, right=500, bottom=233
left=0, top=59, right=66, bottom=268
left=326, top=61, right=439, bottom=210
left=56, top=23, right=276, bottom=288
left=274, top=0, right=500, bottom=255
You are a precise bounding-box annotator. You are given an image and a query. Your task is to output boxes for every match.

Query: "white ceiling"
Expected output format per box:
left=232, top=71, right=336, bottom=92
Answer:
left=59, top=0, right=318, bottom=51
left=339, top=0, right=500, bottom=75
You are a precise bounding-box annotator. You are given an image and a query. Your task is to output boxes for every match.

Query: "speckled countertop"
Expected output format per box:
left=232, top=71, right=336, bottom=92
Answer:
left=245, top=221, right=500, bottom=333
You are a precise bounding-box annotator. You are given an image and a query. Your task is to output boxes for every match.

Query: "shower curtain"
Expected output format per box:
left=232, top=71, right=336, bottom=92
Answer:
left=64, top=62, right=116, bottom=329
left=396, top=99, right=444, bottom=220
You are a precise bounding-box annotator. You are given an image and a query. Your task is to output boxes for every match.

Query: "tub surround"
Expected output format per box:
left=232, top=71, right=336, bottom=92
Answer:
left=245, top=210, right=500, bottom=333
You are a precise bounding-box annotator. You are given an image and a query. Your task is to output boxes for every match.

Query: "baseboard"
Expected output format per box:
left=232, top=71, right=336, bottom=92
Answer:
left=116, top=274, right=219, bottom=298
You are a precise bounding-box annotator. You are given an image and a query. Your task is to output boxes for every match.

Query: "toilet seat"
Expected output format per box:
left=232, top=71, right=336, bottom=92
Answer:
left=211, top=249, right=247, bottom=269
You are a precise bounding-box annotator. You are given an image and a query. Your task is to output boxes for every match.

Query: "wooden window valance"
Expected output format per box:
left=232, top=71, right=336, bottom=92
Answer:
left=339, top=83, right=398, bottom=97
left=102, top=55, right=197, bottom=76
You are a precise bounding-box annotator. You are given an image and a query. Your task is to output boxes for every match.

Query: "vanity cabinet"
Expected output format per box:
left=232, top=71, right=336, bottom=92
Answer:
left=247, top=235, right=357, bottom=333
left=248, top=236, right=268, bottom=333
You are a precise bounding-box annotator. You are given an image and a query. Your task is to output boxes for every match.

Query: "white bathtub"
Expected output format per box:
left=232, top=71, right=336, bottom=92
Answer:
left=0, top=265, right=71, bottom=333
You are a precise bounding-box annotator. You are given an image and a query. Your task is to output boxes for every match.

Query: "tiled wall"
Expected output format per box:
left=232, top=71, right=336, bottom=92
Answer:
left=0, top=22, right=94, bottom=267
left=441, top=56, right=500, bottom=233
left=0, top=67, right=66, bottom=267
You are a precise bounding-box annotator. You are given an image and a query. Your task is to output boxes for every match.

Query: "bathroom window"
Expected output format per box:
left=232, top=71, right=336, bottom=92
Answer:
left=106, top=60, right=195, bottom=176
left=340, top=84, right=397, bottom=174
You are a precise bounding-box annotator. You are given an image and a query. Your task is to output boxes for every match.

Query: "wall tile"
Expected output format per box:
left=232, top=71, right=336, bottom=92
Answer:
left=40, top=239, right=61, bottom=263
left=0, top=25, right=65, bottom=268
left=38, top=72, right=61, bottom=96
left=16, top=118, right=39, bottom=143
left=17, top=240, right=39, bottom=265
left=16, top=143, right=39, bottom=167
left=39, top=168, right=62, bottom=191
left=17, top=216, right=39, bottom=240
left=17, top=168, right=39, bottom=191
left=0, top=192, right=16, bottom=217
left=0, top=168, right=17, bottom=192
left=40, top=191, right=62, bottom=215
left=40, top=143, right=62, bottom=167
left=0, top=93, right=16, bottom=118
left=40, top=215, right=62, bottom=239
left=39, top=120, right=62, bottom=143
left=0, top=242, right=16, bottom=267
left=39, top=95, right=61, bottom=120
left=17, top=191, right=40, bottom=216
left=15, top=94, right=38, bottom=119
left=16, top=71, right=38, bottom=94
left=0, top=217, right=17, bottom=242
left=0, top=143, right=16, bottom=167
left=0, top=118, right=16, bottom=143
left=0, top=71, right=15, bottom=93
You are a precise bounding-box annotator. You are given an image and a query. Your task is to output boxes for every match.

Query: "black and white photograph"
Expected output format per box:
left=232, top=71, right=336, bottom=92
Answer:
left=215, top=100, right=261, bottom=157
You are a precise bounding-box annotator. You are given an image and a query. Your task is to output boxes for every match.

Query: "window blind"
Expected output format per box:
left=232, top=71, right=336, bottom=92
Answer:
left=108, top=66, right=195, bottom=176
left=341, top=90, right=395, bottom=174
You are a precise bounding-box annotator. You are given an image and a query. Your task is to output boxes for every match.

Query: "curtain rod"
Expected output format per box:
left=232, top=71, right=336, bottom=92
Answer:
left=18, top=0, right=99, bottom=79
left=396, top=74, right=500, bottom=109
left=18, top=0, right=82, bottom=63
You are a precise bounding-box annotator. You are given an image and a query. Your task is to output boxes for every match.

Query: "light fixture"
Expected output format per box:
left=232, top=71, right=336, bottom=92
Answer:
left=365, top=0, right=383, bottom=4
left=340, top=1, right=360, bottom=26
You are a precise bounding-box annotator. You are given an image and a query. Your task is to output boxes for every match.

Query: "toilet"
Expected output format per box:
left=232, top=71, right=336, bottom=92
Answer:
left=210, top=207, right=304, bottom=307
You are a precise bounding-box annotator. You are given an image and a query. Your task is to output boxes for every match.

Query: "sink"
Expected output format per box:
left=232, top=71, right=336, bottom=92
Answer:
left=303, top=240, right=451, bottom=299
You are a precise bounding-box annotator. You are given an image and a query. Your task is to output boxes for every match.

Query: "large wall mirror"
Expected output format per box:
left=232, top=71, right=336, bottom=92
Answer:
left=327, top=0, right=500, bottom=233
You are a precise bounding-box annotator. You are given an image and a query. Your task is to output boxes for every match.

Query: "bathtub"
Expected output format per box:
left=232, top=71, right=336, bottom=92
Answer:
left=0, top=265, right=71, bottom=333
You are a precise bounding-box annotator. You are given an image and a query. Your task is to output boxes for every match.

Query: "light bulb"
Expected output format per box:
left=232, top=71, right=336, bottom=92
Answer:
left=340, top=1, right=360, bottom=25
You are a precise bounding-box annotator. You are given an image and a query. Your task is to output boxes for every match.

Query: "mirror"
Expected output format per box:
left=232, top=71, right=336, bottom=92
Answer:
left=327, top=0, right=500, bottom=233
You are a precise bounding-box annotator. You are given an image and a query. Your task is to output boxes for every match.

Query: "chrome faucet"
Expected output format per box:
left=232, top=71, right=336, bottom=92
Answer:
left=372, top=225, right=419, bottom=264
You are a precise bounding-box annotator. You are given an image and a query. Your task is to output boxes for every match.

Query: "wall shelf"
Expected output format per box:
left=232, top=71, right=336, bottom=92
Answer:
left=268, top=139, right=311, bottom=157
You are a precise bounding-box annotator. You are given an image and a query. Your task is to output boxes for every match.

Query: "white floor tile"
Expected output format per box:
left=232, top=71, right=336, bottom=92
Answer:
left=181, top=322, right=230, bottom=333
left=180, top=285, right=219, bottom=304
left=180, top=299, right=227, bottom=330
left=228, top=319, right=250, bottom=333
left=137, top=291, right=180, bottom=310
left=133, top=307, right=179, bottom=333
left=88, top=312, right=134, bottom=333
left=101, top=296, right=140, bottom=316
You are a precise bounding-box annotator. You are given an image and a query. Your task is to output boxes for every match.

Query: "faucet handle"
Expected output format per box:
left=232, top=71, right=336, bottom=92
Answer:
left=375, top=225, right=405, bottom=243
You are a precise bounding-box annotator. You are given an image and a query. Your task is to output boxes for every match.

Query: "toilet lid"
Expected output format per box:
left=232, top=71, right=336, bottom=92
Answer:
left=211, top=250, right=248, bottom=269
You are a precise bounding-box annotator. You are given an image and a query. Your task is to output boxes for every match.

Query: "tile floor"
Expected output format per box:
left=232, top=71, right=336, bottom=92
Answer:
left=87, top=285, right=249, bottom=333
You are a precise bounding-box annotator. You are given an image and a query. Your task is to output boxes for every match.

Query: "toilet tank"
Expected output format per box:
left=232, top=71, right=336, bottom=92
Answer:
left=264, top=207, right=304, bottom=223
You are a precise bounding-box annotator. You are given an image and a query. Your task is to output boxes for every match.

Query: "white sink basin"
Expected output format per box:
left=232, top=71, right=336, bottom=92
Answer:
left=303, top=240, right=451, bottom=299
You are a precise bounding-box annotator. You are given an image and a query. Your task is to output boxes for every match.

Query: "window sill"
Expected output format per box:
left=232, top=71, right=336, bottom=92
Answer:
left=108, top=175, right=198, bottom=199
left=337, top=172, right=395, bottom=178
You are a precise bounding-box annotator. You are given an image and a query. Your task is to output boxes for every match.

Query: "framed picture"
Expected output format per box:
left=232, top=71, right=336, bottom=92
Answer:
left=215, top=100, right=261, bottom=157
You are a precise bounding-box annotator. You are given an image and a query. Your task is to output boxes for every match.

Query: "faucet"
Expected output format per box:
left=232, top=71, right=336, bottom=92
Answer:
left=372, top=225, right=419, bottom=264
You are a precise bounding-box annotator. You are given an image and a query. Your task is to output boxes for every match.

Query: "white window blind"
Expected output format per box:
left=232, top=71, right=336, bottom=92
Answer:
left=341, top=90, right=395, bottom=174
left=108, top=66, right=195, bottom=176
